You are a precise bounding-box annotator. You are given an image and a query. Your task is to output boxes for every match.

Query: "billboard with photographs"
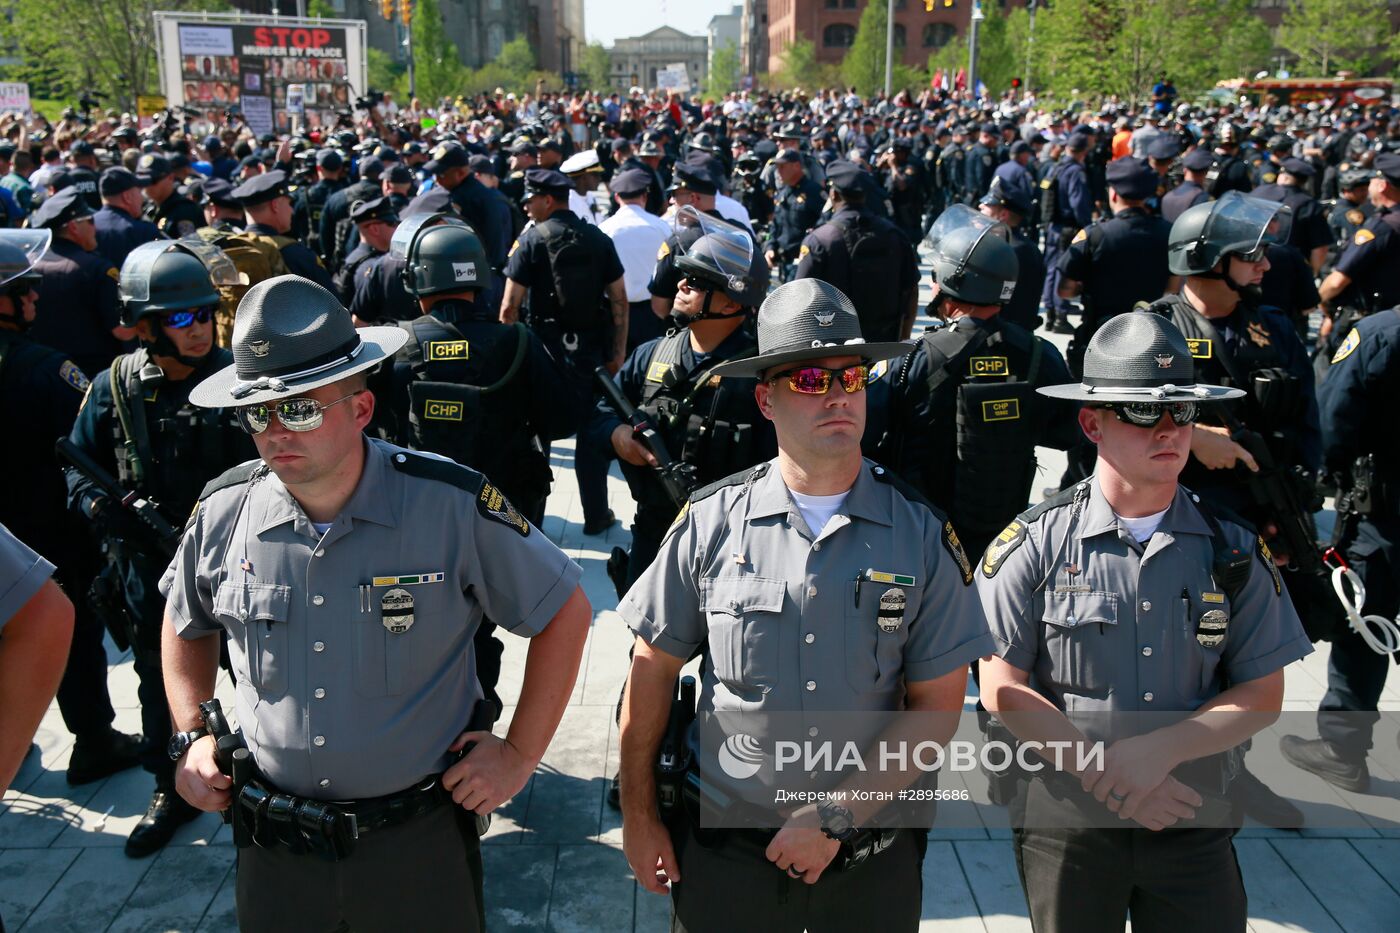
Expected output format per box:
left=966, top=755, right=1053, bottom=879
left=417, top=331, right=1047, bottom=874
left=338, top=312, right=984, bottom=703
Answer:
left=154, top=12, right=367, bottom=134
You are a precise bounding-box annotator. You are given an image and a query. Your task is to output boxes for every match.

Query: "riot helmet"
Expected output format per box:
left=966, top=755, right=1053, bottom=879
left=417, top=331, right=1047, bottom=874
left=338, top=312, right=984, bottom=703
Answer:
left=1167, top=191, right=1286, bottom=277
left=926, top=204, right=1019, bottom=306
left=0, top=230, right=50, bottom=327
left=391, top=212, right=489, bottom=298
left=671, top=206, right=769, bottom=321
left=117, top=239, right=235, bottom=364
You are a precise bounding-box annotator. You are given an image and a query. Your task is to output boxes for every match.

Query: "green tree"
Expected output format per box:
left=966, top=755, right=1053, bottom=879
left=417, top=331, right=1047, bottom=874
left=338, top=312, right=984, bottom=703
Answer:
left=306, top=0, right=336, bottom=18
left=1277, top=0, right=1392, bottom=76
left=581, top=42, right=612, bottom=91
left=410, top=0, right=468, bottom=104
left=0, top=0, right=229, bottom=110
left=496, top=36, right=538, bottom=80
left=842, top=0, right=890, bottom=96
left=706, top=40, right=741, bottom=99
left=772, top=38, right=820, bottom=90
left=367, top=47, right=405, bottom=96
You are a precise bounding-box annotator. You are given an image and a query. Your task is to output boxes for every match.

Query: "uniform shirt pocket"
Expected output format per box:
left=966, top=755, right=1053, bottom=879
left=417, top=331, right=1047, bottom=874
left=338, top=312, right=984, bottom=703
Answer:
left=214, top=582, right=292, bottom=700
left=844, top=582, right=918, bottom=692
left=701, top=576, right=785, bottom=695
left=1182, top=592, right=1230, bottom=698
left=1040, top=590, right=1119, bottom=698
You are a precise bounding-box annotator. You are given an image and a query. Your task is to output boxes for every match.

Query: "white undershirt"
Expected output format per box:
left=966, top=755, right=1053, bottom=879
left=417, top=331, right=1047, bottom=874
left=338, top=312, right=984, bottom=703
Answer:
left=788, top=489, right=851, bottom=538
left=1115, top=507, right=1169, bottom=543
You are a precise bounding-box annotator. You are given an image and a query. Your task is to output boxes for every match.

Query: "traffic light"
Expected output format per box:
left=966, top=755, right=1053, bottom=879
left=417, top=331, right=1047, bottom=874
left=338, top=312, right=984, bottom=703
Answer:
left=379, top=0, right=394, bottom=21
left=924, top=0, right=934, bottom=11
left=1011, top=77, right=1022, bottom=89
left=400, top=0, right=413, bottom=26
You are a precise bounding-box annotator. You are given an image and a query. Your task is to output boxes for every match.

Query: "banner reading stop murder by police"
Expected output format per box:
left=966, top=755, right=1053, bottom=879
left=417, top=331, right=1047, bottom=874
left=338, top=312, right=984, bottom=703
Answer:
left=153, top=11, right=367, bottom=134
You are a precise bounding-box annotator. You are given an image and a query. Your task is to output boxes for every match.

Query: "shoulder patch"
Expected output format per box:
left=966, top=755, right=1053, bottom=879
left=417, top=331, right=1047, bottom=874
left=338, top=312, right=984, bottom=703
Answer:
left=477, top=481, right=530, bottom=537
left=106, top=266, right=120, bottom=281
left=1354, top=228, right=1375, bottom=245
left=1346, top=208, right=1365, bottom=226
left=1256, top=535, right=1282, bottom=595
left=657, top=240, right=671, bottom=260
left=508, top=239, right=520, bottom=257
left=981, top=520, right=1027, bottom=578
left=662, top=500, right=690, bottom=543
left=59, top=360, right=89, bottom=393
left=1071, top=228, right=1087, bottom=244
left=1331, top=328, right=1361, bottom=364
left=943, top=521, right=973, bottom=586
left=798, top=243, right=810, bottom=260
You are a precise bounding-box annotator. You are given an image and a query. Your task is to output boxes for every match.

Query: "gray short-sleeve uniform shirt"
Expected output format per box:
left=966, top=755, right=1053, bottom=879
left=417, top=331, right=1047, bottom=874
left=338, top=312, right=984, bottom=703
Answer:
left=0, top=524, right=55, bottom=634
left=621, top=459, right=993, bottom=715
left=976, top=476, right=1311, bottom=715
left=160, top=438, right=582, bottom=799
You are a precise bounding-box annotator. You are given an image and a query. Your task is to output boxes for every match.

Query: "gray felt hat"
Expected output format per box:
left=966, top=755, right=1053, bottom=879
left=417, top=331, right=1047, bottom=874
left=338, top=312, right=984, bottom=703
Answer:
left=1038, top=312, right=1243, bottom=403
left=189, top=275, right=408, bottom=408
left=709, top=279, right=912, bottom=379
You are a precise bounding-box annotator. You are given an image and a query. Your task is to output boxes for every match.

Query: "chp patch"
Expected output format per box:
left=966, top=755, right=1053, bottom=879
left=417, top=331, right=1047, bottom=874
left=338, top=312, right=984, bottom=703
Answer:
left=1187, top=338, right=1213, bottom=359
left=943, top=521, right=973, bottom=586
left=1256, top=535, right=1282, bottom=595
left=1331, top=328, right=1361, bottom=364
left=425, top=340, right=469, bottom=361
left=477, top=482, right=530, bottom=537
left=982, top=519, right=1027, bottom=578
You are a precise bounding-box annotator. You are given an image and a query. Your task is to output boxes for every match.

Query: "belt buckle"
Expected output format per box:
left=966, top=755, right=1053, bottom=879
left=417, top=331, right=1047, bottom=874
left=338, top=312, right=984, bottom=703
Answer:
left=562, top=331, right=580, bottom=352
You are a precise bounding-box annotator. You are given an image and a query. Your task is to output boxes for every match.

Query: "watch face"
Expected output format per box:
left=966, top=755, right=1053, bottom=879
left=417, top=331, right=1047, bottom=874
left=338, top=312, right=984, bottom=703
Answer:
left=167, top=733, right=189, bottom=761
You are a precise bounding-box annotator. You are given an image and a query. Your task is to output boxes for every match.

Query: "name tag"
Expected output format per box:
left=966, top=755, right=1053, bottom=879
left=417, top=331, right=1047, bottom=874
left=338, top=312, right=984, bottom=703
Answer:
left=982, top=398, right=1021, bottom=422
left=424, top=399, right=464, bottom=421
left=425, top=340, right=469, bottom=361
left=968, top=356, right=1009, bottom=377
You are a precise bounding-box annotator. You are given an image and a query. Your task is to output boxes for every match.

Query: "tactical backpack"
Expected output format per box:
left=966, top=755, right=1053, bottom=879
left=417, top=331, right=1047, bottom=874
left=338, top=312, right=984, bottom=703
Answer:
left=210, top=232, right=293, bottom=347
left=834, top=213, right=904, bottom=341
left=538, top=217, right=606, bottom=331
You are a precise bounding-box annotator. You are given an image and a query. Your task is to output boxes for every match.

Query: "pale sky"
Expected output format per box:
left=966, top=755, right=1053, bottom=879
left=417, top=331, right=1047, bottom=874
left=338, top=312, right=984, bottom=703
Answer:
left=583, top=0, right=740, bottom=47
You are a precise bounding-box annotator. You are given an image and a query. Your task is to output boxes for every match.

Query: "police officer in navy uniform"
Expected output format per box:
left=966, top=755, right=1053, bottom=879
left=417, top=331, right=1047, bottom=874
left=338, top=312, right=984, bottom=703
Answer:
left=764, top=149, right=822, bottom=283
left=318, top=157, right=382, bottom=275
left=502, top=168, right=629, bottom=536
left=417, top=142, right=510, bottom=313
left=0, top=229, right=142, bottom=789
left=136, top=154, right=204, bottom=240
left=794, top=160, right=920, bottom=342
left=372, top=215, right=575, bottom=720
left=1161, top=147, right=1213, bottom=224
left=66, top=239, right=254, bottom=857
left=964, top=122, right=1003, bottom=204
left=1041, top=133, right=1095, bottom=335
left=938, top=125, right=969, bottom=211
left=880, top=205, right=1078, bottom=558
left=647, top=162, right=743, bottom=319
left=63, top=141, right=102, bottom=210
left=1149, top=192, right=1322, bottom=827
left=93, top=168, right=161, bottom=271
left=29, top=187, right=132, bottom=379
left=1204, top=123, right=1254, bottom=198
left=1280, top=302, right=1400, bottom=793
left=592, top=208, right=774, bottom=594
left=978, top=312, right=1310, bottom=933
left=301, top=149, right=348, bottom=264
left=979, top=178, right=1046, bottom=332
left=231, top=171, right=336, bottom=292
left=332, top=197, right=397, bottom=306
left=194, top=178, right=245, bottom=236
left=1057, top=157, right=1177, bottom=382
left=1319, top=153, right=1400, bottom=346
left=163, top=275, right=591, bottom=932
left=619, top=278, right=992, bottom=932
left=1326, top=166, right=1372, bottom=261
left=1251, top=158, right=1331, bottom=274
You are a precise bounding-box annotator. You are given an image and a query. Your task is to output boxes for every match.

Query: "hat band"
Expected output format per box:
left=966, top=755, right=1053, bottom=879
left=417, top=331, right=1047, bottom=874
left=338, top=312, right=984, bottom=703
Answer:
left=1076, top=381, right=1216, bottom=400
left=231, top=336, right=364, bottom=400
left=764, top=337, right=872, bottom=357
left=1082, top=373, right=1192, bottom=389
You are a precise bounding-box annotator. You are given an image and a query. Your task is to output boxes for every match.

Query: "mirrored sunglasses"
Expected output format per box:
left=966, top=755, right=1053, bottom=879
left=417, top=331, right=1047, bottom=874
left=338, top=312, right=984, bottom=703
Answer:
left=768, top=363, right=870, bottom=396
left=235, top=391, right=363, bottom=435
left=1099, top=401, right=1199, bottom=428
left=161, top=305, right=218, bottom=329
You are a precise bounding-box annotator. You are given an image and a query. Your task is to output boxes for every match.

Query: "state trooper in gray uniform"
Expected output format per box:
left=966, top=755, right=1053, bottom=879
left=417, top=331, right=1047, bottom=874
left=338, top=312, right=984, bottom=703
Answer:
left=618, top=279, right=993, bottom=932
left=976, top=312, right=1311, bottom=933
left=159, top=275, right=592, bottom=932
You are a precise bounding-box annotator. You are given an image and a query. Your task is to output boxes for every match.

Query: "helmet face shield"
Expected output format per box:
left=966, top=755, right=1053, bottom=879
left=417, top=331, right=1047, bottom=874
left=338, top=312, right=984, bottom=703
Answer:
left=0, top=229, right=52, bottom=287
left=119, top=241, right=176, bottom=304
left=673, top=205, right=763, bottom=306
left=926, top=204, right=1016, bottom=304
left=1173, top=191, right=1286, bottom=274
left=391, top=211, right=468, bottom=260
left=174, top=238, right=240, bottom=288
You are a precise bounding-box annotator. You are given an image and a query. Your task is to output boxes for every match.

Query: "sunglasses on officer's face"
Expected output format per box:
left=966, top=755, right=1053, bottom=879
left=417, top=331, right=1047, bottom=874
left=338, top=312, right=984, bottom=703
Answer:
left=767, top=363, right=870, bottom=396
left=235, top=390, right=364, bottom=435
left=1096, top=401, right=1199, bottom=428
left=1232, top=245, right=1267, bottom=264
left=161, top=305, right=217, bottom=330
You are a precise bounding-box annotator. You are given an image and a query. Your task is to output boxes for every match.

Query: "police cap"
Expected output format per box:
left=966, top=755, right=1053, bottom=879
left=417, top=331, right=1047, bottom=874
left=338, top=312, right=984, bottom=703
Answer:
left=466, top=154, right=495, bottom=177
left=560, top=149, right=602, bottom=175
left=30, top=186, right=93, bottom=228
left=609, top=138, right=631, bottom=154
left=232, top=169, right=291, bottom=207
left=0, top=143, right=15, bottom=160
left=359, top=157, right=385, bottom=181
left=638, top=140, right=663, bottom=157
left=1182, top=148, right=1214, bottom=172
left=523, top=168, right=571, bottom=200
left=1009, top=140, right=1033, bottom=157
left=980, top=121, right=999, bottom=136
left=1105, top=157, right=1157, bottom=200
left=980, top=176, right=1033, bottom=218
left=1374, top=152, right=1400, bottom=186
left=99, top=167, right=142, bottom=197
left=610, top=168, right=651, bottom=197
left=316, top=149, right=344, bottom=171
left=667, top=161, right=717, bottom=196
left=1066, top=133, right=1091, bottom=153
left=1146, top=135, right=1181, bottom=161
left=200, top=177, right=241, bottom=208
left=423, top=142, right=470, bottom=174
left=824, top=159, right=865, bottom=195
left=69, top=140, right=95, bottom=158
left=350, top=196, right=399, bottom=225
left=1280, top=157, right=1314, bottom=179
left=135, top=153, right=172, bottom=184
left=774, top=148, right=802, bottom=165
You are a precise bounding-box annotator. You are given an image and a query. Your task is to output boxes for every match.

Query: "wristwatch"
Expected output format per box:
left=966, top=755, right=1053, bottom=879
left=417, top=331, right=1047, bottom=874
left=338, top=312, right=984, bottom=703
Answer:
left=167, top=728, right=209, bottom=762
left=817, top=802, right=858, bottom=842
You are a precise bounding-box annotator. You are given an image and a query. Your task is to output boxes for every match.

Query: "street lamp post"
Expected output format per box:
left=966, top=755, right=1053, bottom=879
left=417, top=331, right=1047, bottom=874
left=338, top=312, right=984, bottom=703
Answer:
left=968, top=1, right=984, bottom=100
left=884, top=0, right=895, bottom=99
